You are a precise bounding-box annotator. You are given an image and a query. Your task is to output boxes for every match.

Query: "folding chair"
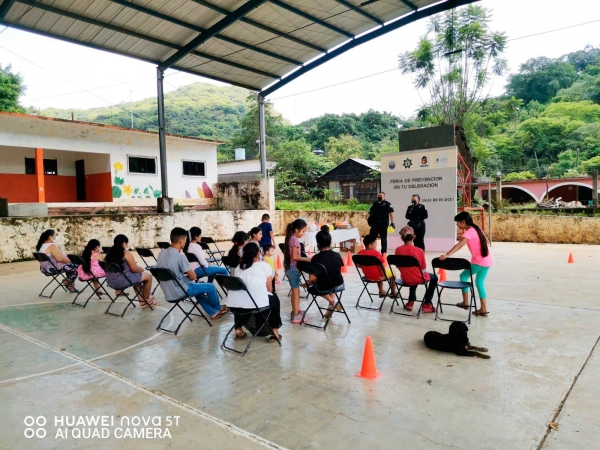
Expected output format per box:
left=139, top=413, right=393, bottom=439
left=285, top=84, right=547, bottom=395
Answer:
left=99, top=261, right=152, bottom=317
left=149, top=268, right=211, bottom=335
left=101, top=246, right=112, bottom=254
left=67, top=254, right=112, bottom=308
left=157, top=242, right=170, bottom=250
left=431, top=257, right=477, bottom=324
left=199, top=242, right=221, bottom=266
left=215, top=275, right=281, bottom=356
left=297, top=261, right=350, bottom=331
left=352, top=254, right=394, bottom=311
left=201, top=237, right=226, bottom=259
left=387, top=255, right=429, bottom=318
left=220, top=255, right=239, bottom=275
left=32, top=252, right=73, bottom=298
left=136, top=248, right=160, bottom=295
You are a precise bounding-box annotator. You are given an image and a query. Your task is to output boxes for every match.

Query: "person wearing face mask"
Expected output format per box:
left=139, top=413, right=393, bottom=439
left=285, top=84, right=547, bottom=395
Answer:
left=367, top=192, right=395, bottom=255
left=405, top=194, right=428, bottom=251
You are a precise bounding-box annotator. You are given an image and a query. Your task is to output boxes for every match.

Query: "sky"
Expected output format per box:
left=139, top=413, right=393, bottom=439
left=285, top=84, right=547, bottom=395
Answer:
left=1, top=0, right=600, bottom=125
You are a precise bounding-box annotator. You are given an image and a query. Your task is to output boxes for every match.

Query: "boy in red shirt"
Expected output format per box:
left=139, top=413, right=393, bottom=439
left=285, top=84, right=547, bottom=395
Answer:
left=357, top=235, right=397, bottom=297
left=394, top=226, right=438, bottom=313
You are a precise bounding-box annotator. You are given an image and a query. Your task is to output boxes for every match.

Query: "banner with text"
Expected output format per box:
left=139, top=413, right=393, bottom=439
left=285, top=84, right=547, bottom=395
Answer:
left=381, top=146, right=457, bottom=252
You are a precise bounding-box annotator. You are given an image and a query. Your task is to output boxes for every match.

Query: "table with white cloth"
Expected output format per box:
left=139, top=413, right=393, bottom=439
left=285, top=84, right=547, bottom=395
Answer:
left=299, top=228, right=361, bottom=251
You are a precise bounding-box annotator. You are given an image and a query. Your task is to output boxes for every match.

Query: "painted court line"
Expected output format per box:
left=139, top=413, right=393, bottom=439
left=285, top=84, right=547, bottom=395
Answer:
left=0, top=323, right=288, bottom=450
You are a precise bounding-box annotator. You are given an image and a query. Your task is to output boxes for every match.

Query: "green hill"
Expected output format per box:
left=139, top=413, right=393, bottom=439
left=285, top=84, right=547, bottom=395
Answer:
left=31, top=82, right=251, bottom=142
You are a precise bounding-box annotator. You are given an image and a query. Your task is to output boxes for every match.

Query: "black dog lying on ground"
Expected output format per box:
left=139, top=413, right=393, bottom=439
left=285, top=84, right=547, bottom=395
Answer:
left=424, top=321, right=490, bottom=359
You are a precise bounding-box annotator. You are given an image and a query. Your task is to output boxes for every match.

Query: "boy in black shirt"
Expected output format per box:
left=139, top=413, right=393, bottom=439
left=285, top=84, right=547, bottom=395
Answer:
left=308, top=226, right=345, bottom=319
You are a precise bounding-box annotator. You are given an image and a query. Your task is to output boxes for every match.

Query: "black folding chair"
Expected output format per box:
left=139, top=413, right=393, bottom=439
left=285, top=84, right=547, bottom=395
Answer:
left=387, top=255, right=429, bottom=318
left=220, top=255, right=239, bottom=275
left=32, top=252, right=73, bottom=298
left=431, top=257, right=477, bottom=324
left=67, top=254, right=112, bottom=307
left=352, top=254, right=394, bottom=311
left=99, top=261, right=152, bottom=317
left=215, top=275, right=281, bottom=356
left=297, top=261, right=350, bottom=330
left=136, top=247, right=160, bottom=295
left=201, top=237, right=226, bottom=260
left=149, top=268, right=212, bottom=335
left=101, top=246, right=112, bottom=254
left=199, top=242, right=221, bottom=266
left=157, top=242, right=170, bottom=250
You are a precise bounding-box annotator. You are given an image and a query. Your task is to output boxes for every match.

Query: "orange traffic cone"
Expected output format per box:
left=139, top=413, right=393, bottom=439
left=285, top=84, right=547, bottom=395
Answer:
left=276, top=254, right=283, bottom=270
left=341, top=262, right=348, bottom=273
left=568, top=252, right=574, bottom=264
left=438, top=268, right=447, bottom=282
left=356, top=336, right=381, bottom=380
left=346, top=251, right=354, bottom=266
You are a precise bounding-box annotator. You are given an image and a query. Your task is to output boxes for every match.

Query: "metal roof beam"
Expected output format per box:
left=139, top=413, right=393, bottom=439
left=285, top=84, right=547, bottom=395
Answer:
left=18, top=0, right=279, bottom=79
left=0, top=0, right=16, bottom=20
left=192, top=0, right=326, bottom=53
left=110, top=0, right=302, bottom=66
left=0, top=22, right=261, bottom=90
left=159, top=0, right=268, bottom=70
left=261, top=0, right=479, bottom=96
left=268, top=0, right=354, bottom=39
left=334, top=0, right=383, bottom=25
left=398, top=0, right=418, bottom=11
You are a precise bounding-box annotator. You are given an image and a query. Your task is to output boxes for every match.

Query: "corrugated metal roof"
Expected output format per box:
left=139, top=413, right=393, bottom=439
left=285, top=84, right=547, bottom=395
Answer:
left=351, top=158, right=381, bottom=172
left=0, top=0, right=479, bottom=93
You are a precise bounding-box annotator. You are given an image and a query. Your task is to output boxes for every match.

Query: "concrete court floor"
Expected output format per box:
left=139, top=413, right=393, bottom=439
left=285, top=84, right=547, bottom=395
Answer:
left=0, top=241, right=599, bottom=450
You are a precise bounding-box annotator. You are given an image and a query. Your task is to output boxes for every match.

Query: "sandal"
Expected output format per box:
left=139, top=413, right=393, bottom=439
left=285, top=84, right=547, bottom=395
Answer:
left=220, top=306, right=229, bottom=314
left=139, top=297, right=157, bottom=308
left=268, top=334, right=282, bottom=342
left=476, top=309, right=489, bottom=316
left=210, top=311, right=223, bottom=320
left=455, top=303, right=469, bottom=310
left=235, top=331, right=247, bottom=339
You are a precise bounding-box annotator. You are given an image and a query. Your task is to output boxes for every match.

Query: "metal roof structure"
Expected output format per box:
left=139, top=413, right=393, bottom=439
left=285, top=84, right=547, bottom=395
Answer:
left=0, top=0, right=478, bottom=96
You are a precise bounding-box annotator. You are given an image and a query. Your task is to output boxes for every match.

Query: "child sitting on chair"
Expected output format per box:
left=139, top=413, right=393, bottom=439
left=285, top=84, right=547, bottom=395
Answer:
left=395, top=226, right=437, bottom=313
left=357, top=234, right=397, bottom=298
left=306, top=226, right=345, bottom=319
left=262, top=244, right=280, bottom=285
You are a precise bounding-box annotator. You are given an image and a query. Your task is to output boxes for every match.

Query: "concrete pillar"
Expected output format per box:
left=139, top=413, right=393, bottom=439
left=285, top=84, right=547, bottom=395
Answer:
left=35, top=147, right=45, bottom=203
left=495, top=176, right=502, bottom=210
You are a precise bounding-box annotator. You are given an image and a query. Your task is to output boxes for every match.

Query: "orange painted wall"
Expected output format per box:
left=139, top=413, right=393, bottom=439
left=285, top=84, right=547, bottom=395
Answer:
left=45, top=175, right=77, bottom=203
left=85, top=172, right=113, bottom=202
left=0, top=174, right=38, bottom=202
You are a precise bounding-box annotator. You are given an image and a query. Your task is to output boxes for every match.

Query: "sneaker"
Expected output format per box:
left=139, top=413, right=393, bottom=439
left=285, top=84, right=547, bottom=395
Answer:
left=404, top=301, right=414, bottom=311
left=291, top=310, right=304, bottom=323
left=421, top=303, right=436, bottom=314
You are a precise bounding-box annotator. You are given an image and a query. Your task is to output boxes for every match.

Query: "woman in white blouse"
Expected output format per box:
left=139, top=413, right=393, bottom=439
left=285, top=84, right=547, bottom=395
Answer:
left=227, top=243, right=282, bottom=342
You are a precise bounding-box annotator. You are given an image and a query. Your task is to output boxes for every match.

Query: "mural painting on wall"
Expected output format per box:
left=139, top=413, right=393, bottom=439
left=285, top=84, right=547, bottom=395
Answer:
left=185, top=182, right=214, bottom=199
left=112, top=162, right=162, bottom=199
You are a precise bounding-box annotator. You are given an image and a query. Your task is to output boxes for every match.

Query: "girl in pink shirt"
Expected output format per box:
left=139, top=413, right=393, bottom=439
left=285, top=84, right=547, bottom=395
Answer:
left=440, top=212, right=493, bottom=316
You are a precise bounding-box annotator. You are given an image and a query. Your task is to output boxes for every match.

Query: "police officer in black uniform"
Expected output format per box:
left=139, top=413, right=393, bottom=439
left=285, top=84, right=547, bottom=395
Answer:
left=368, top=191, right=395, bottom=255
left=405, top=194, right=428, bottom=251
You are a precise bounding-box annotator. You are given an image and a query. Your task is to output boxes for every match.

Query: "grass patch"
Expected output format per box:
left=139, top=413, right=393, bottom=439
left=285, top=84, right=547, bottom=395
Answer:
left=276, top=200, right=371, bottom=212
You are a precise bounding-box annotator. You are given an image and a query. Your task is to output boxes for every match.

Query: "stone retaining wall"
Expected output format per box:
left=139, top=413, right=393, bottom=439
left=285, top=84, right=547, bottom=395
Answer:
left=0, top=210, right=284, bottom=263
left=2, top=210, right=599, bottom=263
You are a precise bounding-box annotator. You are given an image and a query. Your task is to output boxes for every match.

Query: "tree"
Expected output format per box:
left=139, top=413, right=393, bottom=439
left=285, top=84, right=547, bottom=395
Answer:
left=398, top=5, right=507, bottom=178
left=562, top=45, right=600, bottom=73
left=270, top=139, right=334, bottom=200
left=506, top=57, right=578, bottom=104
left=325, top=135, right=363, bottom=165
left=227, top=95, right=285, bottom=160
left=0, top=64, right=26, bottom=113
left=554, top=69, right=600, bottom=104
left=548, top=150, right=581, bottom=178
left=502, top=171, right=536, bottom=181
left=581, top=156, right=600, bottom=174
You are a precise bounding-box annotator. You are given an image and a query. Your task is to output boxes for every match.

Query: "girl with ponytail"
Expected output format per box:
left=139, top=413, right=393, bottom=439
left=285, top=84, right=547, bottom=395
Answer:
left=185, top=227, right=228, bottom=285
left=77, top=239, right=106, bottom=297
left=440, top=211, right=493, bottom=316
left=283, top=218, right=310, bottom=323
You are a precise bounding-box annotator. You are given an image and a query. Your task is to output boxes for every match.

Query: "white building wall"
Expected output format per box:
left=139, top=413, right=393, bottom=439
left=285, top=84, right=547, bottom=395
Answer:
left=0, top=113, right=219, bottom=202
